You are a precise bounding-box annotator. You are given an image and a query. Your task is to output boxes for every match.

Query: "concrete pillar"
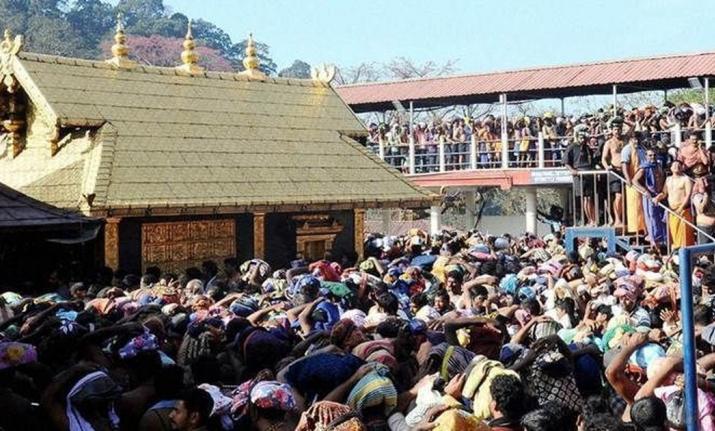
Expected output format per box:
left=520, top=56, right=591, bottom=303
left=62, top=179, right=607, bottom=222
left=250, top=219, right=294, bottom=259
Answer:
left=354, top=209, right=366, bottom=260
left=381, top=209, right=392, bottom=235
left=104, top=217, right=121, bottom=270
left=430, top=205, right=441, bottom=235
left=525, top=188, right=537, bottom=234
left=464, top=190, right=476, bottom=231
left=253, top=212, right=265, bottom=259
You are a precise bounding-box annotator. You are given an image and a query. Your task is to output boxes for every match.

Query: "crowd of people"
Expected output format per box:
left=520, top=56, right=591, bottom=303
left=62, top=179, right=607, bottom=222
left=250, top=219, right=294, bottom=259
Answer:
left=366, top=101, right=712, bottom=172
left=1, top=226, right=715, bottom=430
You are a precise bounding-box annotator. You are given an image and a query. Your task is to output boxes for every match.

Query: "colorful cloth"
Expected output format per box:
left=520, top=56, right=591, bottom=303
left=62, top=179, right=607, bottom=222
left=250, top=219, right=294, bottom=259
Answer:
left=250, top=381, right=296, bottom=411
left=285, top=353, right=364, bottom=401
left=295, top=401, right=353, bottom=431
left=623, top=143, right=646, bottom=234
left=118, top=330, right=159, bottom=359
left=66, top=371, right=121, bottom=431
left=0, top=341, right=37, bottom=370
left=434, top=408, right=490, bottom=431
left=347, top=364, right=397, bottom=416
left=669, top=208, right=695, bottom=249
left=462, top=357, right=520, bottom=420
left=430, top=342, right=476, bottom=381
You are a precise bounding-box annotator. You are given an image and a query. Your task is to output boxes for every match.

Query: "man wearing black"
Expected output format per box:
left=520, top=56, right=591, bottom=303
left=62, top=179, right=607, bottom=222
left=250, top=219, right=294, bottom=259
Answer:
left=565, top=127, right=596, bottom=225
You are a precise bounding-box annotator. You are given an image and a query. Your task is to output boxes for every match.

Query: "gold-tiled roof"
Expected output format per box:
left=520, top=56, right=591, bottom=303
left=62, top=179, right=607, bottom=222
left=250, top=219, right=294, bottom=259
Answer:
left=10, top=52, right=435, bottom=215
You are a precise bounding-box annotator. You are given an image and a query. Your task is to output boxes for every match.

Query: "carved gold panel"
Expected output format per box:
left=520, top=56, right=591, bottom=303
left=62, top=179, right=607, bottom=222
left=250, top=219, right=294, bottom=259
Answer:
left=141, top=219, right=235, bottom=272
left=292, top=214, right=343, bottom=261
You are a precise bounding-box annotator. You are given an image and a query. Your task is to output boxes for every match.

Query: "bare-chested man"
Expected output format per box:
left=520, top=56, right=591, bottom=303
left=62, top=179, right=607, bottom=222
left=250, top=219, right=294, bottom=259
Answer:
left=654, top=160, right=694, bottom=249
left=601, top=125, right=625, bottom=227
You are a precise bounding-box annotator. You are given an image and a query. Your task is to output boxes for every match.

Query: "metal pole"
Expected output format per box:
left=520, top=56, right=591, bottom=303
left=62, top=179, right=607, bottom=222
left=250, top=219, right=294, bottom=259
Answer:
left=560, top=98, right=565, bottom=116
left=378, top=136, right=385, bottom=161
left=538, top=132, right=545, bottom=168
left=664, top=89, right=668, bottom=104
left=501, top=93, right=509, bottom=168
left=705, top=78, right=711, bottom=148
left=408, top=135, right=416, bottom=175
left=470, top=134, right=477, bottom=170
left=439, top=140, right=446, bottom=172
left=409, top=101, right=414, bottom=135
left=612, top=85, right=618, bottom=117
left=678, top=246, right=701, bottom=431
left=430, top=205, right=441, bottom=235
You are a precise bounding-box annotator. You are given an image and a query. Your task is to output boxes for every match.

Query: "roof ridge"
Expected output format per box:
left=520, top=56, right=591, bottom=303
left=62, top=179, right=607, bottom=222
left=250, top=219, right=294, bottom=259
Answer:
left=336, top=49, right=715, bottom=88
left=17, top=51, right=324, bottom=88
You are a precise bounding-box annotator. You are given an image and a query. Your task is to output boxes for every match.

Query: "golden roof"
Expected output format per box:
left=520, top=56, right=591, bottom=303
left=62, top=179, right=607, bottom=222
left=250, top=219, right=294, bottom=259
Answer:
left=0, top=51, right=435, bottom=216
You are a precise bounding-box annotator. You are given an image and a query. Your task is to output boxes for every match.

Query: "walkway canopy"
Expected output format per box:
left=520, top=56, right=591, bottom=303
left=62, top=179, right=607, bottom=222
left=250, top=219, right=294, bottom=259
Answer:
left=0, top=181, right=98, bottom=233
left=336, top=51, right=715, bottom=112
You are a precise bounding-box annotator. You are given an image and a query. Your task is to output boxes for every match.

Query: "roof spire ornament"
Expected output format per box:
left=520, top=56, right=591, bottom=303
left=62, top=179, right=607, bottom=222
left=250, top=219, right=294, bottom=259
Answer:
left=239, top=33, right=266, bottom=79
left=176, top=19, right=204, bottom=74
left=106, top=13, right=136, bottom=69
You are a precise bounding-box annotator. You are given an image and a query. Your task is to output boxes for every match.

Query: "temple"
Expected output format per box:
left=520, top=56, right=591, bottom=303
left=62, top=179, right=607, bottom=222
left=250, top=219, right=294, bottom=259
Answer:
left=0, top=22, right=435, bottom=273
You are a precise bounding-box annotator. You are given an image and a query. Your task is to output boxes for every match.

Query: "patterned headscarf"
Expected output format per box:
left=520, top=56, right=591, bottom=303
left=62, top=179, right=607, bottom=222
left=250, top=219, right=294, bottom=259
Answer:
left=296, top=401, right=353, bottom=431
left=0, top=342, right=37, bottom=370
left=346, top=364, right=397, bottom=416
left=429, top=342, right=476, bottom=381
left=118, top=330, right=159, bottom=359
left=250, top=381, right=296, bottom=411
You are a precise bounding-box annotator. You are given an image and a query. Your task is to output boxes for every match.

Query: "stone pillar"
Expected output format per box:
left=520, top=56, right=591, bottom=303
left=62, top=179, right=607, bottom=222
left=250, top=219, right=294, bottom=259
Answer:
left=253, top=212, right=265, bottom=259
left=354, top=209, right=365, bottom=260
left=464, top=190, right=476, bottom=231
left=104, top=217, right=121, bottom=270
left=381, top=209, right=392, bottom=235
left=430, top=205, right=441, bottom=236
left=525, top=188, right=537, bottom=234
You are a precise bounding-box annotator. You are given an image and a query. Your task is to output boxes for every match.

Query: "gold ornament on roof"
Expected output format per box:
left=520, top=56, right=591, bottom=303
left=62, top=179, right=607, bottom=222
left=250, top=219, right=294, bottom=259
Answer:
left=0, top=29, right=23, bottom=93
left=239, top=33, right=265, bottom=79
left=176, top=19, right=204, bottom=74
left=106, top=13, right=136, bottom=69
left=311, top=63, right=336, bottom=85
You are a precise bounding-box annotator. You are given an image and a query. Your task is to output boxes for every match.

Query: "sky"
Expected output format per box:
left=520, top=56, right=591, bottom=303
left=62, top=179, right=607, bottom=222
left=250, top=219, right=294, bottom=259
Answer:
left=163, top=0, right=709, bottom=78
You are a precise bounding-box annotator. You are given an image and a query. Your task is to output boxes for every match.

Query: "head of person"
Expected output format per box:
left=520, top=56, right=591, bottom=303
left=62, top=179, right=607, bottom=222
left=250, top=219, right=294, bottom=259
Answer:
left=70, top=282, right=88, bottom=300
left=631, top=396, right=667, bottom=431
left=170, top=388, right=214, bottom=431
left=248, top=381, right=296, bottom=427
left=376, top=292, right=399, bottom=316
left=432, top=290, right=451, bottom=314
left=446, top=270, right=463, bottom=294
left=223, top=257, right=239, bottom=277
left=671, top=160, right=683, bottom=175
left=646, top=149, right=657, bottom=163
left=687, top=130, right=699, bottom=146
left=489, top=374, right=526, bottom=421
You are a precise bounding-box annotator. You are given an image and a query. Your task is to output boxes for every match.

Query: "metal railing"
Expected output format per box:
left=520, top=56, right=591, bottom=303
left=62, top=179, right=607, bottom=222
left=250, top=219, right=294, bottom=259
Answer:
left=368, top=132, right=568, bottom=174
left=569, top=169, right=715, bottom=254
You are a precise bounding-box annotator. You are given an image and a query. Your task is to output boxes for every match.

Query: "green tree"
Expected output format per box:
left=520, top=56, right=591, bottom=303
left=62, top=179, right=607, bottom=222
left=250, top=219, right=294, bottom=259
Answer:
left=278, top=59, right=311, bottom=79
left=66, top=0, right=114, bottom=57
left=231, top=37, right=277, bottom=76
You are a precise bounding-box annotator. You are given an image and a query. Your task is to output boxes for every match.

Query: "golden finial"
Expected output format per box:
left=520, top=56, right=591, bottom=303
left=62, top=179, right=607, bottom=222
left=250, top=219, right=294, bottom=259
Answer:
left=106, top=13, right=135, bottom=69
left=176, top=19, right=204, bottom=74
left=239, top=33, right=265, bottom=79
left=0, top=28, right=23, bottom=55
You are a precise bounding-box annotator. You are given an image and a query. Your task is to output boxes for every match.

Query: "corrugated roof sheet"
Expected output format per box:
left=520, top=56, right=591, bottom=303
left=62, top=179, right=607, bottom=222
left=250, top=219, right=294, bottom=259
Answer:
left=336, top=51, right=715, bottom=112
left=1, top=52, right=435, bottom=213
left=0, top=181, right=96, bottom=230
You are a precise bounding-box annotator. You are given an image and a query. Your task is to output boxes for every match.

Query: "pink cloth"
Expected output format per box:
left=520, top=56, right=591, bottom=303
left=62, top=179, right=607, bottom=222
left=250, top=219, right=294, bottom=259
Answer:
left=654, top=385, right=715, bottom=431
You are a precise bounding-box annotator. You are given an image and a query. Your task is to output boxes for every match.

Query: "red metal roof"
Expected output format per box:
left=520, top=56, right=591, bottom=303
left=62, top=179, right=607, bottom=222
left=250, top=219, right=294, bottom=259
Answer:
left=336, top=51, right=715, bottom=112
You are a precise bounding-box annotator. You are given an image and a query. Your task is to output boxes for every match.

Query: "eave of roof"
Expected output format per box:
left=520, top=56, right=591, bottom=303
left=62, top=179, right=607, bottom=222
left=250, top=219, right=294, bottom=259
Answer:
left=336, top=50, right=715, bottom=112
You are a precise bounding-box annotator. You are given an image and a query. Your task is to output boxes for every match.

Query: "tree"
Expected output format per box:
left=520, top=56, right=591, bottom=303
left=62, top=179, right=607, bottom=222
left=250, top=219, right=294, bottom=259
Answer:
left=278, top=60, right=311, bottom=79
left=100, top=34, right=233, bottom=71
left=334, top=61, right=382, bottom=85
left=25, top=15, right=86, bottom=56
left=231, top=37, right=277, bottom=76
left=66, top=0, right=115, bottom=57
left=383, top=57, right=458, bottom=80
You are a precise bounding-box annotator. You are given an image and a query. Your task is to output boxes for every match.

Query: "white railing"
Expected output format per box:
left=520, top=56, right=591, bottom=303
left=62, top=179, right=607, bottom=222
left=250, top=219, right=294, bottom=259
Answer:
left=371, top=132, right=566, bottom=174
left=569, top=169, right=715, bottom=254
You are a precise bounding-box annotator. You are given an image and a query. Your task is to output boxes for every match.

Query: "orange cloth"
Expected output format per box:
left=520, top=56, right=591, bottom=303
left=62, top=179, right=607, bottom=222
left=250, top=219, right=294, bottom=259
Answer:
left=669, top=208, right=695, bottom=249
left=625, top=145, right=645, bottom=233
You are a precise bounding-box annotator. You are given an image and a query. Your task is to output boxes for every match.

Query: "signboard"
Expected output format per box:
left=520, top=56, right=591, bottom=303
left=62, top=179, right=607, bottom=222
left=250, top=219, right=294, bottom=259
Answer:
left=530, top=169, right=573, bottom=185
